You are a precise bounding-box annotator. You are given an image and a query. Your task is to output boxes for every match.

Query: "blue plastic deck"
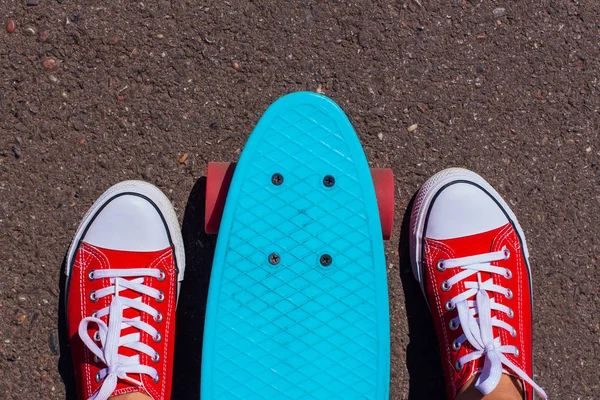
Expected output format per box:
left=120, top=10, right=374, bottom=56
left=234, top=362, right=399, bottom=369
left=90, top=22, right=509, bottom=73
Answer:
left=201, top=92, right=390, bottom=399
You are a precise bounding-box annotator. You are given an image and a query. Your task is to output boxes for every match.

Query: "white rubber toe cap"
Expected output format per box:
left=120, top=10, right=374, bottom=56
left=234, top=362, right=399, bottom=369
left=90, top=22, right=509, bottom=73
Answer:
left=425, top=182, right=509, bottom=240
left=83, top=194, right=170, bottom=252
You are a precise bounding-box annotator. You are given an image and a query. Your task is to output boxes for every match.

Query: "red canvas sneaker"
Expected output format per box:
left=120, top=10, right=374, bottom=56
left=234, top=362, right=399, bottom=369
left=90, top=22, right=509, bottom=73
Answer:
left=410, top=168, right=547, bottom=400
left=65, top=181, right=185, bottom=400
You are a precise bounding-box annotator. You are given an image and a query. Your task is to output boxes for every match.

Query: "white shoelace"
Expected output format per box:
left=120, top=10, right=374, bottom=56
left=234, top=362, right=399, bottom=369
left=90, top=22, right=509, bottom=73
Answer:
left=78, top=268, right=166, bottom=400
left=441, top=248, right=547, bottom=399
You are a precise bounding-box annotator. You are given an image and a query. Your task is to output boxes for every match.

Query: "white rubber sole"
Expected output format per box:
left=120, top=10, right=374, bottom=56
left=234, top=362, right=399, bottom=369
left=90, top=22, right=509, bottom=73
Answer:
left=409, top=168, right=530, bottom=295
left=65, top=180, right=185, bottom=285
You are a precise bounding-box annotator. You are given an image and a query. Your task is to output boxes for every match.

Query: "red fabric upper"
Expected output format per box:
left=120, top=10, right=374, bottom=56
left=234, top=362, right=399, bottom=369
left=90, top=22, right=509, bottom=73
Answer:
left=423, top=223, right=534, bottom=400
left=67, top=242, right=177, bottom=400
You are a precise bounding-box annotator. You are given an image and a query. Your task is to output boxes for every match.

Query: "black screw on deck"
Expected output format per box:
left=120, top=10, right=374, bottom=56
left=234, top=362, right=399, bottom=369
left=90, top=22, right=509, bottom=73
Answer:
left=320, top=254, right=332, bottom=266
left=271, top=173, right=283, bottom=185
left=323, top=175, right=335, bottom=187
left=268, top=253, right=280, bottom=265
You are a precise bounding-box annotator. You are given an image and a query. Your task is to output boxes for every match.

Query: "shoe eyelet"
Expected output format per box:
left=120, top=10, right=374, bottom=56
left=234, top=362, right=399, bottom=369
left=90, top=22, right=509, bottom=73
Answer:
left=436, top=260, right=446, bottom=272
left=93, top=355, right=100, bottom=363
left=449, top=319, right=459, bottom=331
left=455, top=360, right=463, bottom=371
left=507, top=308, right=514, bottom=319
left=514, top=349, right=520, bottom=358
left=152, top=352, right=160, bottom=363
left=153, top=375, right=160, bottom=384
left=91, top=311, right=98, bottom=318
left=95, top=372, right=102, bottom=383
left=153, top=332, right=162, bottom=343
left=154, top=312, right=163, bottom=323
left=505, top=289, right=513, bottom=300
left=93, top=331, right=101, bottom=342
left=158, top=270, right=166, bottom=281
left=441, top=281, right=451, bottom=292
left=90, top=291, right=98, bottom=302
left=88, top=270, right=95, bottom=281
left=157, top=292, right=165, bottom=303
left=445, top=300, right=455, bottom=311
left=503, top=248, right=511, bottom=260
left=505, top=268, right=513, bottom=280
left=452, top=340, right=461, bottom=351
left=511, top=328, right=517, bottom=338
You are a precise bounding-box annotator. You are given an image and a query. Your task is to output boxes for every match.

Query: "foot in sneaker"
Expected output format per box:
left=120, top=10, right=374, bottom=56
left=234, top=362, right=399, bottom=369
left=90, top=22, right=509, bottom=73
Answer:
left=409, top=168, right=546, bottom=399
left=65, top=181, right=185, bottom=400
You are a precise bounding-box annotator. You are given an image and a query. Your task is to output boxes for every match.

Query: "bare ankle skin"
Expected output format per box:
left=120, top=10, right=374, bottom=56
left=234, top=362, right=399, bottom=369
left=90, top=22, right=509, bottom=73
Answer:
left=109, top=393, right=152, bottom=400
left=457, top=374, right=524, bottom=400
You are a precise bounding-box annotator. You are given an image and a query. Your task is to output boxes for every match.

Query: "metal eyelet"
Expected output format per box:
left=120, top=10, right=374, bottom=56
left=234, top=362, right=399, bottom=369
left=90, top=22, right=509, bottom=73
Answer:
left=505, top=268, right=513, bottom=280
left=503, top=248, right=511, bottom=260
left=152, top=352, right=160, bottom=363
left=153, top=375, right=160, bottom=384
left=445, top=300, right=455, bottom=311
left=153, top=332, right=162, bottom=343
left=93, top=331, right=101, bottom=342
left=507, top=308, right=514, bottom=319
left=452, top=339, right=462, bottom=351
left=88, top=270, right=95, bottom=281
left=154, top=312, right=163, bottom=323
left=511, top=328, right=517, bottom=338
left=436, top=260, right=446, bottom=271
left=505, top=289, right=513, bottom=300
left=158, top=270, right=166, bottom=281
left=95, top=372, right=102, bottom=383
left=90, top=291, right=98, bottom=302
left=449, top=319, right=459, bottom=331
left=93, top=355, right=100, bottom=363
left=91, top=311, right=98, bottom=318
left=441, top=281, right=451, bottom=292
left=157, top=292, right=165, bottom=303
left=514, top=349, right=520, bottom=357
left=455, top=360, right=463, bottom=371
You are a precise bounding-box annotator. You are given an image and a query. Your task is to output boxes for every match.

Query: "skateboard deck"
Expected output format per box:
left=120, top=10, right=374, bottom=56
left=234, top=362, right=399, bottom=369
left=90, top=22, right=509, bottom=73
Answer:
left=201, top=92, right=390, bottom=399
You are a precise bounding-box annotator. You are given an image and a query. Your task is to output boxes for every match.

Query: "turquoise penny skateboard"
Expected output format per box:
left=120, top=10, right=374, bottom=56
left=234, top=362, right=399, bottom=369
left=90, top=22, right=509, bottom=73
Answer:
left=202, top=92, right=393, bottom=399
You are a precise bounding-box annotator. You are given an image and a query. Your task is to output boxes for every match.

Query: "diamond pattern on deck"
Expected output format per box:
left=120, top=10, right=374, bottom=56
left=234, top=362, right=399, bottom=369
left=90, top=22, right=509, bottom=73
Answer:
left=209, top=102, right=385, bottom=399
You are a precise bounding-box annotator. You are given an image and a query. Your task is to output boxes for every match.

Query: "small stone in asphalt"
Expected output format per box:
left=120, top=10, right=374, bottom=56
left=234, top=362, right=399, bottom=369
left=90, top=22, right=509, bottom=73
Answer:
left=24, top=27, right=36, bottom=35
left=43, top=58, right=58, bottom=70
left=48, top=330, right=59, bottom=355
left=476, top=64, right=485, bottom=73
left=6, top=20, right=15, bottom=33
left=416, top=26, right=425, bottom=32
left=38, top=30, right=51, bottom=41
left=481, top=89, right=487, bottom=95
left=26, top=0, right=39, bottom=5
left=493, top=7, right=506, bottom=19
left=377, top=133, right=383, bottom=141
left=12, top=145, right=21, bottom=159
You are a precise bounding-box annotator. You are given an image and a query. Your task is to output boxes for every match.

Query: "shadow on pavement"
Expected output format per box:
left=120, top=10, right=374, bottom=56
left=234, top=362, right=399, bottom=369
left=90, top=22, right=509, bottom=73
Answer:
left=398, top=194, right=446, bottom=399
left=172, top=177, right=216, bottom=399
left=58, top=256, right=77, bottom=400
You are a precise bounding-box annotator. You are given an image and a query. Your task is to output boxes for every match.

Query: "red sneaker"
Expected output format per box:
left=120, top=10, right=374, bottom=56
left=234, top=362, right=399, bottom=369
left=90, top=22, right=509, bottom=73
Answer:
left=410, top=168, right=546, bottom=400
left=65, top=181, right=185, bottom=400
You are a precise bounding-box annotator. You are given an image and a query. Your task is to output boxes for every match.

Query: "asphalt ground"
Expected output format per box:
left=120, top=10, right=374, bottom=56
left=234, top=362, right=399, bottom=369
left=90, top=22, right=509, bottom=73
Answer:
left=1, top=1, right=598, bottom=399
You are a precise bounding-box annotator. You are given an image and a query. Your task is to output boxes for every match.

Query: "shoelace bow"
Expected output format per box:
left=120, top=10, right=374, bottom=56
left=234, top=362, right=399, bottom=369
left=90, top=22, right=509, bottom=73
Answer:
left=78, top=268, right=165, bottom=400
left=441, top=248, right=547, bottom=399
